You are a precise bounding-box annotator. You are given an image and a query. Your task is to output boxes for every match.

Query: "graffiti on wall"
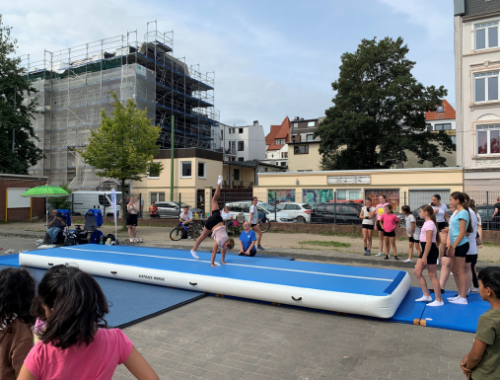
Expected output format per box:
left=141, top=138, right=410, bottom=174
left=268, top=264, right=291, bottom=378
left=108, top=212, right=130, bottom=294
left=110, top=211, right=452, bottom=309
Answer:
left=302, top=189, right=334, bottom=206
left=267, top=189, right=296, bottom=206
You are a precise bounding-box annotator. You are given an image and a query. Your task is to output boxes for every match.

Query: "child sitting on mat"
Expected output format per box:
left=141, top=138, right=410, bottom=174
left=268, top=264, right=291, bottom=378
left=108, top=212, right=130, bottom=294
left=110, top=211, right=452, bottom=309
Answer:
left=17, top=265, right=159, bottom=380
left=461, top=267, right=500, bottom=380
left=190, top=175, right=235, bottom=266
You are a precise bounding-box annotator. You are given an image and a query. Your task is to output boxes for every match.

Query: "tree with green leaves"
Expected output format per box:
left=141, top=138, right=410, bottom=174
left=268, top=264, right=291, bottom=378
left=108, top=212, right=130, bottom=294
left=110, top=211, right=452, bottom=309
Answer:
left=79, top=92, right=163, bottom=227
left=315, top=37, right=454, bottom=170
left=0, top=15, right=44, bottom=174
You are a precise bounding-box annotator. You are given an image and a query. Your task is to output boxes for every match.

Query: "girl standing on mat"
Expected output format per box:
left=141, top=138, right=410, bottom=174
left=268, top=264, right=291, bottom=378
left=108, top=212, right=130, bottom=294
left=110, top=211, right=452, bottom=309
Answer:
left=439, top=203, right=457, bottom=292
left=17, top=265, right=159, bottom=380
left=402, top=205, right=421, bottom=263
left=414, top=206, right=443, bottom=306
left=190, top=175, right=235, bottom=266
left=359, top=198, right=375, bottom=256
left=374, top=195, right=390, bottom=257
left=126, top=196, right=140, bottom=243
left=0, top=268, right=36, bottom=378
left=447, top=192, right=472, bottom=305
left=430, top=194, right=449, bottom=264
left=379, top=204, right=400, bottom=260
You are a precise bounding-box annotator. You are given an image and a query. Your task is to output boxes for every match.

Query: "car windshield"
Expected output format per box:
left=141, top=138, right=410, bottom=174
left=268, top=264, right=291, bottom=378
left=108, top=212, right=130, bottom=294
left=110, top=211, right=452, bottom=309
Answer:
left=258, top=202, right=276, bottom=213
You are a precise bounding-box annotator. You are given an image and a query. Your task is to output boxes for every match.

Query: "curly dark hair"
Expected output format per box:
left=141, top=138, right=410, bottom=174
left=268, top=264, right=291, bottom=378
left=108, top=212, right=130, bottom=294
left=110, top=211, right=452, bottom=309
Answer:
left=32, top=265, right=109, bottom=349
left=0, top=268, right=36, bottom=327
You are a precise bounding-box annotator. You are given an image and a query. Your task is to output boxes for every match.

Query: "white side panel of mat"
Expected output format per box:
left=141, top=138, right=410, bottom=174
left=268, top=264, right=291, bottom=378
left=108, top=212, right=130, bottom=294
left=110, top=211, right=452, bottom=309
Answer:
left=19, top=253, right=410, bottom=319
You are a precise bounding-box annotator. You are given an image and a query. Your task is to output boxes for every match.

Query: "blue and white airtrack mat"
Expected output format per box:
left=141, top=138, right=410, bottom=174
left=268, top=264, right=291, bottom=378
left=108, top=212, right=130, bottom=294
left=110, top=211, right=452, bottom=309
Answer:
left=19, top=245, right=410, bottom=319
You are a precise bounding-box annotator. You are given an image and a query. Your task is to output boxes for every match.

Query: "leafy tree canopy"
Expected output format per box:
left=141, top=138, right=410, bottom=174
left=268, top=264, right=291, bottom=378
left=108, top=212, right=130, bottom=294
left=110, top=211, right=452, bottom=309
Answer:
left=315, top=37, right=454, bottom=170
left=0, top=15, right=44, bottom=174
left=49, top=183, right=72, bottom=210
left=78, top=91, right=163, bottom=226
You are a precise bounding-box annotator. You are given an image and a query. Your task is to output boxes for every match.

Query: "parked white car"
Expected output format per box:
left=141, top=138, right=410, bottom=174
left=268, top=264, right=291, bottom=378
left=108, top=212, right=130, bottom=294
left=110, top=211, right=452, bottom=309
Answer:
left=225, top=201, right=296, bottom=223
left=276, top=202, right=312, bottom=223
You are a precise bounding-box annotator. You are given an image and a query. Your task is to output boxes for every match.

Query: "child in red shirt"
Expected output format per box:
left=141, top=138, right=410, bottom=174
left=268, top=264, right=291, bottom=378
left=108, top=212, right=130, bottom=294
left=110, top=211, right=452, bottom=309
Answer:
left=18, top=265, right=159, bottom=380
left=379, top=204, right=401, bottom=260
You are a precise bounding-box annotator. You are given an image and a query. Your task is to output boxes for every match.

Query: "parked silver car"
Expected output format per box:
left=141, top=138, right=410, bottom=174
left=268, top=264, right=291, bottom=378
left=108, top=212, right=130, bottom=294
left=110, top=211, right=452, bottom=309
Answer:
left=225, top=201, right=296, bottom=223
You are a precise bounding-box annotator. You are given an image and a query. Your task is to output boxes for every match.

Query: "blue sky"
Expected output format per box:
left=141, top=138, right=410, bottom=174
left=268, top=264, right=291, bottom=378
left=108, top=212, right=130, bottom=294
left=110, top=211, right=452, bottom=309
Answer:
left=4, top=0, right=454, bottom=134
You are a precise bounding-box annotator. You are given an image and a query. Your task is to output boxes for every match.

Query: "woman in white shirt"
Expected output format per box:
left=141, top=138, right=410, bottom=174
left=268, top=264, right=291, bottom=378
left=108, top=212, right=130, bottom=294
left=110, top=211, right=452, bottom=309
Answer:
left=249, top=197, right=264, bottom=250
left=221, top=206, right=233, bottom=226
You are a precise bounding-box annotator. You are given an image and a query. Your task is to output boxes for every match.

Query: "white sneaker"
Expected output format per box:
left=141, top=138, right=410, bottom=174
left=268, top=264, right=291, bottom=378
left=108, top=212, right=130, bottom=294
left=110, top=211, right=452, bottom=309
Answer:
left=436, top=259, right=440, bottom=265
left=450, top=296, right=468, bottom=305
left=217, top=175, right=223, bottom=186
left=427, top=300, right=444, bottom=307
left=190, top=250, right=199, bottom=259
left=130, top=238, right=134, bottom=243
left=447, top=295, right=460, bottom=301
left=470, top=287, right=479, bottom=293
left=415, top=295, right=432, bottom=302
left=404, top=258, right=412, bottom=263
left=375, top=252, right=383, bottom=257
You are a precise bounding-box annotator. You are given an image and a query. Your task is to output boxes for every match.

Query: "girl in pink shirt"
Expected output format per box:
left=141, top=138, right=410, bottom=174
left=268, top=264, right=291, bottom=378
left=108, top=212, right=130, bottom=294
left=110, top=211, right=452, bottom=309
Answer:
left=414, top=205, right=443, bottom=307
left=379, top=204, right=400, bottom=260
left=18, top=265, right=159, bottom=380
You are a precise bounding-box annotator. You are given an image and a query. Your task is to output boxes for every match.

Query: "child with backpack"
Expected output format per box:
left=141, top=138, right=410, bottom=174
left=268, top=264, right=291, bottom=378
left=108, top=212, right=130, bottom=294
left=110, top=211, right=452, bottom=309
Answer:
left=18, top=265, right=159, bottom=380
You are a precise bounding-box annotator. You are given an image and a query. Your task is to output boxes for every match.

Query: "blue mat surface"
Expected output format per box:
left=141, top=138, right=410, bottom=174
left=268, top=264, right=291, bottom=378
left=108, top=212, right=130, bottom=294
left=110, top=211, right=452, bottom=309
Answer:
left=22, top=246, right=406, bottom=297
left=388, top=286, right=426, bottom=325
left=419, top=290, right=489, bottom=333
left=0, top=261, right=204, bottom=328
left=0, top=254, right=21, bottom=267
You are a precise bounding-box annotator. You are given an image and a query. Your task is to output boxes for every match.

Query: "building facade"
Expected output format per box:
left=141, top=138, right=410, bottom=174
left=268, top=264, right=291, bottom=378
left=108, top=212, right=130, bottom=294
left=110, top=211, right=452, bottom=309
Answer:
left=288, top=116, right=324, bottom=172
left=217, top=121, right=266, bottom=162
left=262, top=116, right=291, bottom=168
left=23, top=25, right=218, bottom=189
left=455, top=1, right=500, bottom=191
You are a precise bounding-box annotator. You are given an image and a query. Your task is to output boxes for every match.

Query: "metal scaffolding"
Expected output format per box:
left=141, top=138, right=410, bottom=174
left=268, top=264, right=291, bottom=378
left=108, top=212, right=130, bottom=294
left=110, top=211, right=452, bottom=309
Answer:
left=20, top=23, right=219, bottom=189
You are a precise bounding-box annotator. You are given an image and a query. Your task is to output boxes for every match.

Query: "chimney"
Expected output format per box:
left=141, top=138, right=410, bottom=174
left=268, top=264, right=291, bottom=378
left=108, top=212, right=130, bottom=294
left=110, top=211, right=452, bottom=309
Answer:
left=294, top=116, right=300, bottom=121
left=300, top=118, right=304, bottom=121
left=253, top=120, right=259, bottom=125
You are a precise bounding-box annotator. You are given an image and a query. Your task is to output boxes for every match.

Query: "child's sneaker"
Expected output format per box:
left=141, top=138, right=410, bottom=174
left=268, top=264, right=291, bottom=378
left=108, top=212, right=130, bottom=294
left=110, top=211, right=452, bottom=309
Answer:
left=217, top=175, right=223, bottom=186
left=404, top=258, right=412, bottom=263
left=394, top=256, right=399, bottom=260
left=190, top=250, right=199, bottom=259
left=384, top=255, right=389, bottom=260
left=375, top=252, right=383, bottom=257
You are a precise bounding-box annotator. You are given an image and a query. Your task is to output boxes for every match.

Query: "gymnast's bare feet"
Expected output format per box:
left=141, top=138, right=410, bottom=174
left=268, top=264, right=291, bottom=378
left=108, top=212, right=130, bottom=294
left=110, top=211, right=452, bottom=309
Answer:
left=222, top=260, right=227, bottom=265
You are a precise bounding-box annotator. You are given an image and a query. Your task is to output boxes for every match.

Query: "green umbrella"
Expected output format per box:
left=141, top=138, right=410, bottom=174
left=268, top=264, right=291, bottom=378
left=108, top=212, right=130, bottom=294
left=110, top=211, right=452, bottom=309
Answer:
left=21, top=185, right=70, bottom=233
left=21, top=185, right=69, bottom=198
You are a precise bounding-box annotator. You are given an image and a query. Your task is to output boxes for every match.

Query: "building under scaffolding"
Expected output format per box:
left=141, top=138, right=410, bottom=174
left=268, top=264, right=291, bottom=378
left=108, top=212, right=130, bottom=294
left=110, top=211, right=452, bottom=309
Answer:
left=21, top=24, right=220, bottom=189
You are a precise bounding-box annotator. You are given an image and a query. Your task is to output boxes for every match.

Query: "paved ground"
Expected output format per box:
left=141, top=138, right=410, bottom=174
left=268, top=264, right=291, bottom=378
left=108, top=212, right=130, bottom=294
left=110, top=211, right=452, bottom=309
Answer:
left=0, top=224, right=479, bottom=380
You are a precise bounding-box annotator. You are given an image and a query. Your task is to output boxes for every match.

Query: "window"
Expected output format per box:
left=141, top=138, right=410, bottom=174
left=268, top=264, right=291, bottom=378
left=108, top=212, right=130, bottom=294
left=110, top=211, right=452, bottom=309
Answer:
left=452, top=135, right=456, bottom=145
left=238, top=157, right=244, bottom=161
left=198, top=162, right=206, bottom=178
left=293, top=123, right=298, bottom=128
left=286, top=204, right=300, bottom=210
left=98, top=195, right=111, bottom=207
left=150, top=192, right=165, bottom=203
left=474, top=71, right=499, bottom=102
left=276, top=204, right=286, bottom=211
left=181, top=162, right=192, bottom=178
left=233, top=169, right=240, bottom=181
left=264, top=168, right=268, bottom=172
left=437, top=105, right=444, bottom=113
left=228, top=128, right=231, bottom=134
left=238, top=128, right=243, bottom=134
left=477, top=124, right=500, bottom=155
left=274, top=138, right=285, bottom=145
left=280, top=162, right=287, bottom=167
left=475, top=21, right=499, bottom=50
left=281, top=152, right=288, bottom=158
left=148, top=162, right=161, bottom=178
left=435, top=123, right=452, bottom=131
left=231, top=141, right=236, bottom=154
left=275, top=161, right=279, bottom=165
left=426, top=123, right=433, bottom=132
left=337, top=189, right=361, bottom=201
left=307, top=121, right=315, bottom=127
left=294, top=145, right=309, bottom=155
left=238, top=141, right=244, bottom=151
left=306, top=134, right=314, bottom=141
left=232, top=128, right=236, bottom=134
left=221, top=131, right=223, bottom=140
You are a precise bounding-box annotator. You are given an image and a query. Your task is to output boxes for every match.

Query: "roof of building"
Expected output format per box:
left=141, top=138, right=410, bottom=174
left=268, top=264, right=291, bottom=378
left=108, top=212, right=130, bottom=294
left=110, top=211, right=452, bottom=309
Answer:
left=265, top=117, right=291, bottom=151
left=425, top=99, right=456, bottom=121
left=456, top=0, right=500, bottom=18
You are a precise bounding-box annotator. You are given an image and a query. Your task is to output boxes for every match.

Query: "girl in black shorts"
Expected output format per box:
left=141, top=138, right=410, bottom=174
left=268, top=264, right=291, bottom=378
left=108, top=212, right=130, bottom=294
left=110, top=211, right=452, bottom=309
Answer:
left=190, top=175, right=234, bottom=264
left=414, top=205, right=443, bottom=306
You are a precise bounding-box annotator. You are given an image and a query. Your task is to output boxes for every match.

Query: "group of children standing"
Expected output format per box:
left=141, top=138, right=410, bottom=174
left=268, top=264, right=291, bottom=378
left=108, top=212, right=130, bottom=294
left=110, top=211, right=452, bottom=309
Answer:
left=0, top=266, right=159, bottom=380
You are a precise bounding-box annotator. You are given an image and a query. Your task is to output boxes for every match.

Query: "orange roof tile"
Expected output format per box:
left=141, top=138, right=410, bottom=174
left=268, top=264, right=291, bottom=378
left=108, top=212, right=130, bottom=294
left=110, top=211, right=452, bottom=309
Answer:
left=265, top=117, right=291, bottom=150
left=425, top=99, right=456, bottom=121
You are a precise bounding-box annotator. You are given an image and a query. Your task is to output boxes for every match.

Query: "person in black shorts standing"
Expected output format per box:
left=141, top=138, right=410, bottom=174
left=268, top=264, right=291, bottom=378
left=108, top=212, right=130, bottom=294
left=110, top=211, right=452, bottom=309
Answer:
left=359, top=198, right=375, bottom=256
left=126, top=196, right=139, bottom=243
left=190, top=175, right=234, bottom=261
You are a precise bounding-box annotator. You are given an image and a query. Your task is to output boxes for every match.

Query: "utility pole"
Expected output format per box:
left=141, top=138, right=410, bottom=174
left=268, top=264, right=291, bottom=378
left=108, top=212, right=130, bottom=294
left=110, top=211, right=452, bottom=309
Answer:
left=12, top=89, right=16, bottom=153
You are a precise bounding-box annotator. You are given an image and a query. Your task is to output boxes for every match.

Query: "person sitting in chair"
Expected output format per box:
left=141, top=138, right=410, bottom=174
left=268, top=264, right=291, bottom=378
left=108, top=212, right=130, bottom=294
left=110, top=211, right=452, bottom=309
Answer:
left=46, top=210, right=66, bottom=244
left=149, top=202, right=159, bottom=218
left=238, top=222, right=257, bottom=257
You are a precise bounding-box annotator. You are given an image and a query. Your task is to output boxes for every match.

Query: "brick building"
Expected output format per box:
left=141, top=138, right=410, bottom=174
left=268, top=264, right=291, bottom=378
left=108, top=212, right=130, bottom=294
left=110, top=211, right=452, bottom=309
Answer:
left=0, top=174, right=47, bottom=222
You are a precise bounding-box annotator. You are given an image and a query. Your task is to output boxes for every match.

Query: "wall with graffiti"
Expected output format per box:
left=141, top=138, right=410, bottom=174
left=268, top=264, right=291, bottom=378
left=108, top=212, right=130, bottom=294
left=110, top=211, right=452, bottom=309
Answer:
left=302, top=189, right=334, bottom=206
left=267, top=189, right=296, bottom=206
